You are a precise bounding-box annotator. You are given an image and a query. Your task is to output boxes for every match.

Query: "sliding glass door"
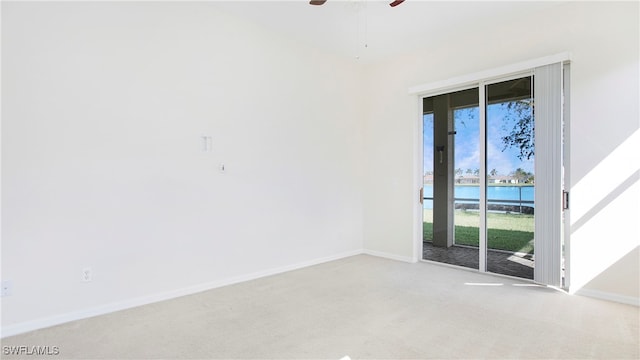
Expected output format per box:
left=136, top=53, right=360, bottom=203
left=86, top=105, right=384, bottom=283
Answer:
left=422, top=67, right=565, bottom=284
left=485, top=77, right=535, bottom=279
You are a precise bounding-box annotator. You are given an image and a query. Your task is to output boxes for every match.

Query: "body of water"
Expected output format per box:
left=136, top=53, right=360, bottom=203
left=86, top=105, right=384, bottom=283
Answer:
left=423, top=185, right=534, bottom=209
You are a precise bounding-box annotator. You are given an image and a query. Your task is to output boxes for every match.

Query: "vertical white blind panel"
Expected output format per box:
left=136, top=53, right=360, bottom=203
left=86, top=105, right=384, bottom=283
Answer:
left=534, top=63, right=563, bottom=286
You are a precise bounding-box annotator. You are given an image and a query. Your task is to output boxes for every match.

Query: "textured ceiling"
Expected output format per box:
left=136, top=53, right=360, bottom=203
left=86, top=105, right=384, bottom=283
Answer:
left=214, top=1, right=566, bottom=64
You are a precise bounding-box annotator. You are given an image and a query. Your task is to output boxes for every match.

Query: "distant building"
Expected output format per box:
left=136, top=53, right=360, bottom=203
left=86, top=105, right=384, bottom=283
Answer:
left=456, top=175, right=479, bottom=184
left=490, top=175, right=518, bottom=184
left=425, top=174, right=522, bottom=184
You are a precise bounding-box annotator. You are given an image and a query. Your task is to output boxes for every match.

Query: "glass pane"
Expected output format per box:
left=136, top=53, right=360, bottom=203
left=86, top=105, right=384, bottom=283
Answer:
left=423, top=89, right=479, bottom=270
left=453, top=106, right=480, bottom=267
left=423, top=113, right=434, bottom=242
left=486, top=77, right=535, bottom=279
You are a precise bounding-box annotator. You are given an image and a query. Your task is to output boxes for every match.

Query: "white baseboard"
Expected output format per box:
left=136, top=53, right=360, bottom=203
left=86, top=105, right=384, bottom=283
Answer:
left=363, top=249, right=415, bottom=263
left=575, top=288, right=640, bottom=307
left=1, top=249, right=363, bottom=338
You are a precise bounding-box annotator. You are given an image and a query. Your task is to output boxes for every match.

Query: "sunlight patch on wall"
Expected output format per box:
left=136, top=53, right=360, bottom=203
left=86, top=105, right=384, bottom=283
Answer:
left=569, top=130, right=640, bottom=294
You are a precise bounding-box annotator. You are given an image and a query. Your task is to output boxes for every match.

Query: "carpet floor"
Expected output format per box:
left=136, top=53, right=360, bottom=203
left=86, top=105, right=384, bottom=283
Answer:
left=2, top=255, right=638, bottom=359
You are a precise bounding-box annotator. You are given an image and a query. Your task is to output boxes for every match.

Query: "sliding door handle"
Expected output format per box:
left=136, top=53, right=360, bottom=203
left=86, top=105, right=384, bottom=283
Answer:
left=563, top=190, right=569, bottom=210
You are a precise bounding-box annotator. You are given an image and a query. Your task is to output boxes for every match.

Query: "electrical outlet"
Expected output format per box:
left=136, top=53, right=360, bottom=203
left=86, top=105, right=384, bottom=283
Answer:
left=82, top=267, right=92, bottom=282
left=1, top=280, right=13, bottom=297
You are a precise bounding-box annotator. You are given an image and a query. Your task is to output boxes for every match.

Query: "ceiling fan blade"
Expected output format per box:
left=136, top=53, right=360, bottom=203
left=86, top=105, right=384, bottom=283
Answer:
left=310, top=0, right=402, bottom=7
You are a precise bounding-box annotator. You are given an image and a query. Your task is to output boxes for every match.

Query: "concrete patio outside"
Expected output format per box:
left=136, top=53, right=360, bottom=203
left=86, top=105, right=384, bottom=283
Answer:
left=423, top=241, right=534, bottom=279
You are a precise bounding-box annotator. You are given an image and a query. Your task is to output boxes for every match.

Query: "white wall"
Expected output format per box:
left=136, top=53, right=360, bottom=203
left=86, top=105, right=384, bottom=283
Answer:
left=362, top=2, right=639, bottom=302
left=1, top=2, right=364, bottom=334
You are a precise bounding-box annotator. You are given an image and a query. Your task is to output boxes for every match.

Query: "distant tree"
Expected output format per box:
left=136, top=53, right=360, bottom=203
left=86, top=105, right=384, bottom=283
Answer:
left=455, top=168, right=463, bottom=176
left=512, top=168, right=534, bottom=183
left=466, top=168, right=472, bottom=175
left=490, top=169, right=498, bottom=177
left=500, top=99, right=534, bottom=161
left=473, top=168, right=480, bottom=176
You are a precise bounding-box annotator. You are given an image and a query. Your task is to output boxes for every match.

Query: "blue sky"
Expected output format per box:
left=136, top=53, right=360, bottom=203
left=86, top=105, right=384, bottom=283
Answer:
left=423, top=103, right=535, bottom=176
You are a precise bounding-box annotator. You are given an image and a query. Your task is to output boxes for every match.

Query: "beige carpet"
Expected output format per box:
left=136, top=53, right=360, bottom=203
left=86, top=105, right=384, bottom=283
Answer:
left=2, top=255, right=638, bottom=359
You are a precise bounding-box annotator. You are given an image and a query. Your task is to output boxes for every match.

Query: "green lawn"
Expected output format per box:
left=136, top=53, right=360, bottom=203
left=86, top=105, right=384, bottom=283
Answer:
left=423, top=209, right=534, bottom=254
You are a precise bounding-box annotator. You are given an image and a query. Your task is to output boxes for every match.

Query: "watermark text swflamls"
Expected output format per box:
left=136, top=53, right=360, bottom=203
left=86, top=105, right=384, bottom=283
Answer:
left=3, top=345, right=60, bottom=356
